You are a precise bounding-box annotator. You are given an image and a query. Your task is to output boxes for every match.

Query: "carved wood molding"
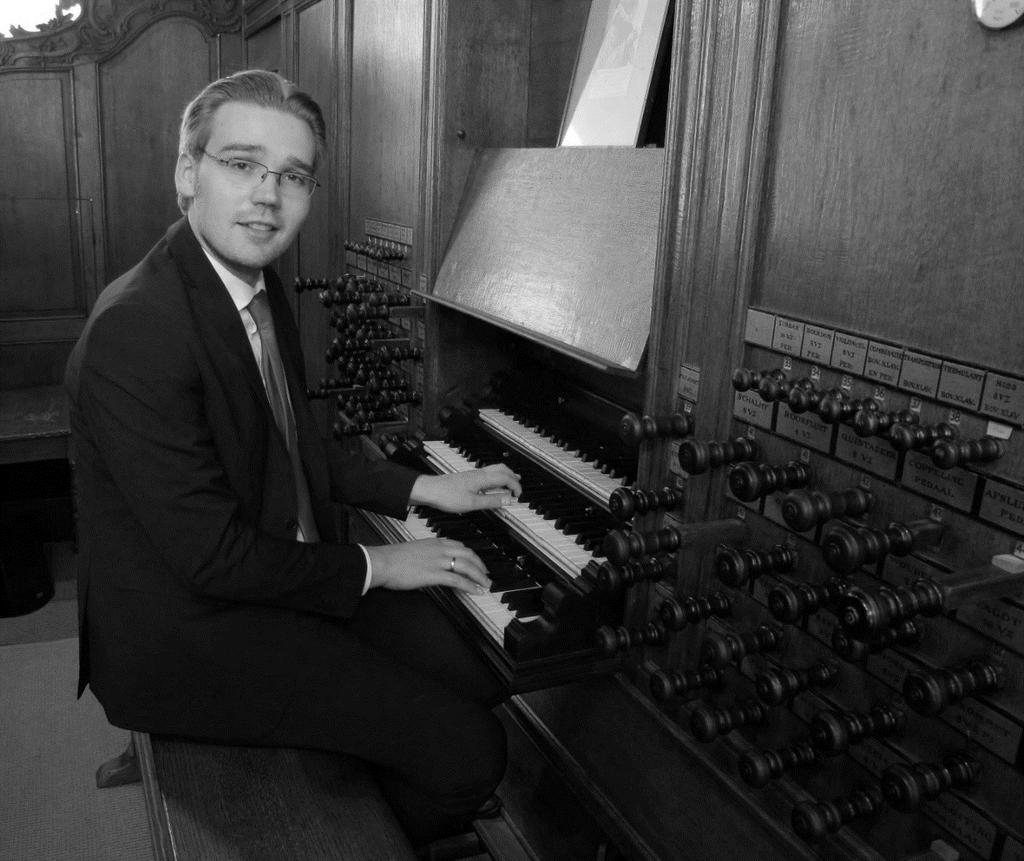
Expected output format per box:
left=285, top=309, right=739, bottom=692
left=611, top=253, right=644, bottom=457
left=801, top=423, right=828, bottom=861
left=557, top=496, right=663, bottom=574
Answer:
left=0, top=0, right=242, bottom=71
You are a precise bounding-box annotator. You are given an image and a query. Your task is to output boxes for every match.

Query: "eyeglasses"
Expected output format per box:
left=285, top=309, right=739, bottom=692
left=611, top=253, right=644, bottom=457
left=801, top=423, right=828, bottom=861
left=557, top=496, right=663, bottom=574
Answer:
left=200, top=150, right=320, bottom=198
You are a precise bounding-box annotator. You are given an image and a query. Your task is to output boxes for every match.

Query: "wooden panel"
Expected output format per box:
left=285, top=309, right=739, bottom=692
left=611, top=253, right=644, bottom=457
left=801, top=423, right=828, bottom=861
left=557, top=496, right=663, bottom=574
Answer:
left=0, top=72, right=81, bottom=315
left=428, top=0, right=532, bottom=271
left=99, top=19, right=212, bottom=279
left=295, top=0, right=337, bottom=385
left=245, top=17, right=283, bottom=71
left=349, top=0, right=424, bottom=243
left=0, top=385, right=68, bottom=465
left=526, top=0, right=591, bottom=146
left=432, top=147, right=664, bottom=372
left=144, top=735, right=417, bottom=860
left=758, top=0, right=1024, bottom=375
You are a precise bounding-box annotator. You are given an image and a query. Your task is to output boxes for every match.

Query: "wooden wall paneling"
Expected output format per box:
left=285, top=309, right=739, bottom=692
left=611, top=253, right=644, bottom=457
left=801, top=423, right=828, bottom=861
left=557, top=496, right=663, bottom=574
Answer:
left=295, top=0, right=340, bottom=386
left=98, top=19, right=215, bottom=281
left=0, top=72, right=80, bottom=315
left=525, top=0, right=591, bottom=147
left=421, top=0, right=588, bottom=433
left=349, top=0, right=424, bottom=248
left=73, top=62, right=105, bottom=304
left=215, top=30, right=247, bottom=77
left=0, top=70, right=86, bottom=387
left=423, top=0, right=532, bottom=278
left=758, top=0, right=1024, bottom=375
left=244, top=18, right=284, bottom=72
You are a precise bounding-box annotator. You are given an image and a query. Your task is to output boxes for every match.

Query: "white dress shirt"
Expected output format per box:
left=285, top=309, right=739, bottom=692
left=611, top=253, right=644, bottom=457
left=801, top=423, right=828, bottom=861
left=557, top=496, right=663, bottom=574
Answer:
left=201, top=248, right=373, bottom=593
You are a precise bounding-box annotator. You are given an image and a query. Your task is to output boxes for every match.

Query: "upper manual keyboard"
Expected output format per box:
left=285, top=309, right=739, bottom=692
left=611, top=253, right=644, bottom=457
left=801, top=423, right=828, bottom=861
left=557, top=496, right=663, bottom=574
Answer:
left=476, top=408, right=626, bottom=509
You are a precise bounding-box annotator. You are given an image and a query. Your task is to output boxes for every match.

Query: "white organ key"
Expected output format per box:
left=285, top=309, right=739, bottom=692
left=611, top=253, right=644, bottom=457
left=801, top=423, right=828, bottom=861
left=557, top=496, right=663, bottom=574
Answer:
left=359, top=507, right=539, bottom=643
left=476, top=408, right=624, bottom=508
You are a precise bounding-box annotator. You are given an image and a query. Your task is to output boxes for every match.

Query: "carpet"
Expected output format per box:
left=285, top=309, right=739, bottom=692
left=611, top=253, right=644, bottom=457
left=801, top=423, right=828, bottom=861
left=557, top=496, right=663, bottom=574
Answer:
left=0, top=637, right=152, bottom=860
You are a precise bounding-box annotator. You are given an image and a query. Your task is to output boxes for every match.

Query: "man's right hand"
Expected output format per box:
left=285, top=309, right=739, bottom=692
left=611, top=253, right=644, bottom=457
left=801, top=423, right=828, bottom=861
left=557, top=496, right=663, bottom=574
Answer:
left=364, top=538, right=491, bottom=594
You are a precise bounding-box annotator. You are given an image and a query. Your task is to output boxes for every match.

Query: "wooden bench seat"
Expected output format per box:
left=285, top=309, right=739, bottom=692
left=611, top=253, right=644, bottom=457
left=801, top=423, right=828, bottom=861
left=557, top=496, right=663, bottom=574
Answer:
left=0, top=385, right=69, bottom=466
left=133, top=731, right=417, bottom=861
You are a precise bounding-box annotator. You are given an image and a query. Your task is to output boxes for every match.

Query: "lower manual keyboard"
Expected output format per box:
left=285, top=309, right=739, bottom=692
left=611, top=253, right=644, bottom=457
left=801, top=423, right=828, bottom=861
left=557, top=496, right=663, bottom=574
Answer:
left=360, top=505, right=546, bottom=646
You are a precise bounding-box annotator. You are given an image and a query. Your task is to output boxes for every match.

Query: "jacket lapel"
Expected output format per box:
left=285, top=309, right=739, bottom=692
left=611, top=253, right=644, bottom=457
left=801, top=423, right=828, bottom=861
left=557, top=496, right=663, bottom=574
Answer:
left=165, top=219, right=268, bottom=408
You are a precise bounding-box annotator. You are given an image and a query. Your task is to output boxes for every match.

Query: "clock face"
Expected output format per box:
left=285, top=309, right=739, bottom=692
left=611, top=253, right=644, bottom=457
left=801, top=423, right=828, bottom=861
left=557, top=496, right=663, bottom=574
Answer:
left=973, top=0, right=1024, bottom=28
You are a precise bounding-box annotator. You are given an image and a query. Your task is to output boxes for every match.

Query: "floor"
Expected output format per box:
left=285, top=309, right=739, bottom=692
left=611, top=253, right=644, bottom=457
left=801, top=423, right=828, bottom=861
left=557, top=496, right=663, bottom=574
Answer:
left=0, top=540, right=153, bottom=861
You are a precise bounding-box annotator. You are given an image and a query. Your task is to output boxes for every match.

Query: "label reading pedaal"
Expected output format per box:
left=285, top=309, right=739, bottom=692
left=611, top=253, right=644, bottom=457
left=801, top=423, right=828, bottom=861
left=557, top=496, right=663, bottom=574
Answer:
left=834, top=425, right=899, bottom=481
left=772, top=317, right=805, bottom=355
left=801, top=325, right=834, bottom=364
left=899, top=351, right=942, bottom=398
left=981, top=372, right=1024, bottom=426
left=745, top=309, right=775, bottom=347
left=830, top=332, right=868, bottom=375
left=865, top=342, right=904, bottom=386
left=979, top=478, right=1024, bottom=538
left=901, top=451, right=977, bottom=512
left=733, top=390, right=774, bottom=430
left=938, top=361, right=986, bottom=412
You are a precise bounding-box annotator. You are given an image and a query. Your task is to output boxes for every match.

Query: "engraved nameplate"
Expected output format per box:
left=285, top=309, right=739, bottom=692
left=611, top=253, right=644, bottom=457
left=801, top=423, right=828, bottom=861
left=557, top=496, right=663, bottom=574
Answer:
left=834, top=425, right=899, bottom=481
left=901, top=451, right=977, bottom=512
left=938, top=361, right=985, bottom=412
left=801, top=325, right=834, bottom=364
left=678, top=364, right=701, bottom=401
left=733, top=390, right=774, bottom=430
left=830, top=332, right=868, bottom=375
left=899, top=351, right=942, bottom=398
left=772, top=317, right=805, bottom=355
left=956, top=598, right=1024, bottom=655
left=745, top=309, right=775, bottom=347
left=981, top=372, right=1024, bottom=426
left=979, top=478, right=1024, bottom=538
left=865, top=342, right=904, bottom=387
left=871, top=650, right=917, bottom=692
left=846, top=737, right=903, bottom=775
left=775, top=405, right=834, bottom=453
left=944, top=697, right=1023, bottom=764
left=922, top=793, right=998, bottom=859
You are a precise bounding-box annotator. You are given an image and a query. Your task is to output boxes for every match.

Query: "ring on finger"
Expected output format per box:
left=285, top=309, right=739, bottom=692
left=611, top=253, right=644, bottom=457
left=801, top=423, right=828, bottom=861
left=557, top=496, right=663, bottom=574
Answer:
left=449, top=556, right=456, bottom=572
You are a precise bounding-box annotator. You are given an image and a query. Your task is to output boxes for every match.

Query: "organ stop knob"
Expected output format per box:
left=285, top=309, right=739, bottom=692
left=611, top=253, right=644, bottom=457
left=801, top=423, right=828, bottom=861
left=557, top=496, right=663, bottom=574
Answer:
left=821, top=518, right=943, bottom=574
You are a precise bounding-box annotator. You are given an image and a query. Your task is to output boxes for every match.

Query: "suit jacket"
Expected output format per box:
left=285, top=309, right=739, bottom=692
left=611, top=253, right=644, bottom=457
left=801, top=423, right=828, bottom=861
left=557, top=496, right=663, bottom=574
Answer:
left=65, top=218, right=420, bottom=740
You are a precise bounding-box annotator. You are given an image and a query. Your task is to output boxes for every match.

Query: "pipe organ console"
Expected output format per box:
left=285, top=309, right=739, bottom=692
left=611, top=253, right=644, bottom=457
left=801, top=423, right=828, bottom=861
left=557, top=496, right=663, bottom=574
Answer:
left=293, top=1, right=1024, bottom=858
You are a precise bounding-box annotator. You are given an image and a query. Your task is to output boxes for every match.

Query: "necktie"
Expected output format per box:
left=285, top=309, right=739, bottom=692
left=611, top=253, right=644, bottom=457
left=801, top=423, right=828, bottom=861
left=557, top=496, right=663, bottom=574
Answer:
left=247, top=291, right=319, bottom=541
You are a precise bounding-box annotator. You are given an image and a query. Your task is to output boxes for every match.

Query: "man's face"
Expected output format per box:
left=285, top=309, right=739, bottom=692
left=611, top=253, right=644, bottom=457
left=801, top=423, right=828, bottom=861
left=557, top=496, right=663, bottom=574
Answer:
left=175, top=101, right=317, bottom=286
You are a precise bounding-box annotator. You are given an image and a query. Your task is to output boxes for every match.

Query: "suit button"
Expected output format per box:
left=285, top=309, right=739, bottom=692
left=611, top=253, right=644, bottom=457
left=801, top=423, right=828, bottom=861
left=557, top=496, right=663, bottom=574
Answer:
left=285, top=518, right=298, bottom=532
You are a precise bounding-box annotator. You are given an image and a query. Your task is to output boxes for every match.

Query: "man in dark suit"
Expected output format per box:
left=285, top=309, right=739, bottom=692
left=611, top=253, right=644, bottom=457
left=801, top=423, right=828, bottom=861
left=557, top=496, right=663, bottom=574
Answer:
left=65, top=69, right=522, bottom=844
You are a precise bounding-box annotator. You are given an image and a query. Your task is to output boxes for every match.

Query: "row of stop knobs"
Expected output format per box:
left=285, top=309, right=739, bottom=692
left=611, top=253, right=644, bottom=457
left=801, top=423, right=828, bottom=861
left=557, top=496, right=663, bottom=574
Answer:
left=616, top=406, right=1000, bottom=844
left=618, top=402, right=1004, bottom=471
left=603, top=506, right=944, bottom=577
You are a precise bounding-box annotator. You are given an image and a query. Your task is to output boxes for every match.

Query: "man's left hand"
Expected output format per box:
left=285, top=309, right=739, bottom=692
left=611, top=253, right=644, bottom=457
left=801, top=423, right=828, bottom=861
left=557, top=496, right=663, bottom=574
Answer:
left=409, top=463, right=522, bottom=513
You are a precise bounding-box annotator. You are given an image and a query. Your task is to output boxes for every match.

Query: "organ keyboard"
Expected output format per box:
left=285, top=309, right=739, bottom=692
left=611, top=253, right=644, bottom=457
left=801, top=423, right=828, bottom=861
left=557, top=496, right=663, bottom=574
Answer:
left=475, top=408, right=626, bottom=508
left=357, top=385, right=635, bottom=690
left=421, top=439, right=601, bottom=580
